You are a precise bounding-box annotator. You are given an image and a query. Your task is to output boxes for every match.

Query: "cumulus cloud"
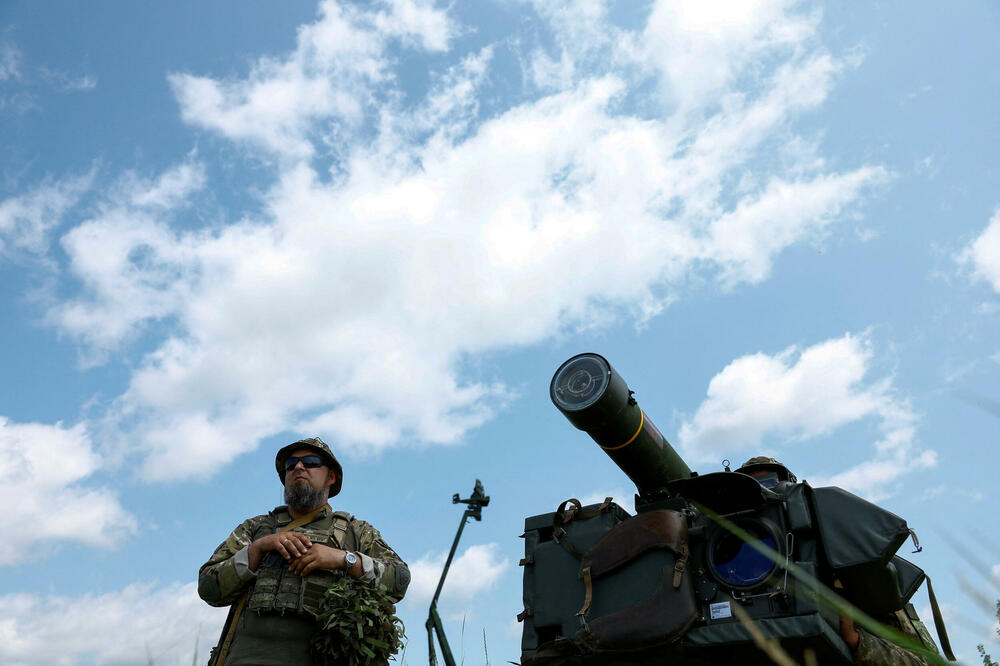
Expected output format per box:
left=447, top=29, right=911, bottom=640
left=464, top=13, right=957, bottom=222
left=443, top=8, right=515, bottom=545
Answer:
left=45, top=159, right=206, bottom=360
left=678, top=333, right=935, bottom=498
left=16, top=0, right=890, bottom=480
left=960, top=207, right=1000, bottom=294
left=708, top=166, right=888, bottom=285
left=404, top=543, right=508, bottom=608
left=0, top=582, right=227, bottom=666
left=0, top=418, right=136, bottom=565
left=0, top=172, right=93, bottom=257
left=640, top=0, right=818, bottom=110
left=169, top=0, right=455, bottom=159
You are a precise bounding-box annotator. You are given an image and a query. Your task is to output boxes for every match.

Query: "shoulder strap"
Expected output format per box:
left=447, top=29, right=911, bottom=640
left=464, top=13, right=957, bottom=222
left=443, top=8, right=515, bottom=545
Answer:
left=330, top=510, right=353, bottom=548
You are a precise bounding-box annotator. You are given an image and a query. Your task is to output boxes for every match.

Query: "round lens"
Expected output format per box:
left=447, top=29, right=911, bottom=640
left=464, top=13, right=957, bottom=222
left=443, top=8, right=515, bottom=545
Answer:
left=709, top=521, right=779, bottom=588
left=551, top=355, right=610, bottom=411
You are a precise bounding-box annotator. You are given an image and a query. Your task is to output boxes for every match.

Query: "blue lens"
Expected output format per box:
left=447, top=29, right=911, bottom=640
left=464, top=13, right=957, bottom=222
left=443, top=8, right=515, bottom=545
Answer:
left=710, top=526, right=778, bottom=587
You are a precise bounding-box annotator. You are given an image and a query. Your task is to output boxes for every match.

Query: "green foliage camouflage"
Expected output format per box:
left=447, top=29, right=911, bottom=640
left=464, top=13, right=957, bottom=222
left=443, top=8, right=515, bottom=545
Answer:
left=310, top=577, right=405, bottom=666
left=978, top=599, right=999, bottom=666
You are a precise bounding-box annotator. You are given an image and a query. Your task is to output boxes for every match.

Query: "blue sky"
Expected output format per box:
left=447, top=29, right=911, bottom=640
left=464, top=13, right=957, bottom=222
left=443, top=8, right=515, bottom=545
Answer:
left=1, top=1, right=998, bottom=664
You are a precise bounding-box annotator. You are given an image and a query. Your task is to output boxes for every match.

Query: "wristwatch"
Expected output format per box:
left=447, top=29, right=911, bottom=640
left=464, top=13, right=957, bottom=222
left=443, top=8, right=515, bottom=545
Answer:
left=344, top=551, right=358, bottom=570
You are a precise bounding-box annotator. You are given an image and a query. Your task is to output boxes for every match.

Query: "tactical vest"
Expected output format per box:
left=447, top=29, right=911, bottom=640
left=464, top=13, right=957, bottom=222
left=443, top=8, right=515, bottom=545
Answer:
left=247, top=509, right=355, bottom=619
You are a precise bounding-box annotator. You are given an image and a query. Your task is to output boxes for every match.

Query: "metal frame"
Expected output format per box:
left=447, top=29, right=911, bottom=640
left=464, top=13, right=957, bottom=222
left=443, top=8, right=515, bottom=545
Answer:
left=426, top=479, right=490, bottom=666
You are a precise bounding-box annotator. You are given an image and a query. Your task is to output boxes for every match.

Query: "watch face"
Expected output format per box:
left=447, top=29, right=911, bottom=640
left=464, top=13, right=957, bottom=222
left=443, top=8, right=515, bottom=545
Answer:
left=345, top=552, right=358, bottom=567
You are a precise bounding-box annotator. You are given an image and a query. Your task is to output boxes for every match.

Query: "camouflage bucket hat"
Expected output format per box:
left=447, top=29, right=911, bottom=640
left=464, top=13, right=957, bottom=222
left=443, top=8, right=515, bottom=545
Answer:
left=275, top=437, right=344, bottom=497
left=736, top=456, right=797, bottom=483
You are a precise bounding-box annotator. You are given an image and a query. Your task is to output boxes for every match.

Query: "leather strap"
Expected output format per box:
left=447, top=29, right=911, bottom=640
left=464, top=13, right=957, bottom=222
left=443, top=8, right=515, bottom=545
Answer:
left=672, top=543, right=689, bottom=589
left=552, top=497, right=613, bottom=560
left=925, top=575, right=955, bottom=661
left=578, top=566, right=594, bottom=627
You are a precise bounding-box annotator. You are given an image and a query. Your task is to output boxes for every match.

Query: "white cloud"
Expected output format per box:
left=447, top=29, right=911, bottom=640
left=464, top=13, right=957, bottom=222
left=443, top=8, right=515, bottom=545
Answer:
left=708, top=166, right=888, bottom=285
left=579, top=487, right=632, bottom=508
left=405, top=45, right=493, bottom=139
left=403, top=543, right=508, bottom=608
left=0, top=417, right=136, bottom=565
left=37, top=66, right=98, bottom=93
left=21, top=1, right=889, bottom=480
left=63, top=74, right=97, bottom=91
left=641, top=0, right=818, bottom=110
left=46, top=160, right=206, bottom=361
left=678, top=333, right=935, bottom=499
left=0, top=40, right=22, bottom=81
left=373, top=0, right=455, bottom=51
left=527, top=0, right=616, bottom=85
left=126, top=159, right=206, bottom=209
left=917, top=485, right=984, bottom=503
left=960, top=207, right=1000, bottom=294
left=168, top=0, right=455, bottom=159
left=0, top=582, right=227, bottom=666
left=0, top=172, right=92, bottom=257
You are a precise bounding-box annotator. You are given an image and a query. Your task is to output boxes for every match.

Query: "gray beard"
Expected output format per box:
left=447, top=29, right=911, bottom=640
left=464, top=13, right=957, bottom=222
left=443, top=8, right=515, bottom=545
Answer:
left=284, top=481, right=326, bottom=513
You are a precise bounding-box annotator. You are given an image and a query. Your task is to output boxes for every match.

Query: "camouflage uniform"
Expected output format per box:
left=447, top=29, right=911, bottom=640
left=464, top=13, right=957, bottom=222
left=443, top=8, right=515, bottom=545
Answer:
left=853, top=607, right=940, bottom=666
left=199, top=437, right=409, bottom=666
left=199, top=505, right=409, bottom=665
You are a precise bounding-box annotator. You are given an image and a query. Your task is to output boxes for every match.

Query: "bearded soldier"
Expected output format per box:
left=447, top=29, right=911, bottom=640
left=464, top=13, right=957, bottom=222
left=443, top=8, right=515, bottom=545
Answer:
left=199, top=437, right=410, bottom=665
left=737, top=457, right=941, bottom=666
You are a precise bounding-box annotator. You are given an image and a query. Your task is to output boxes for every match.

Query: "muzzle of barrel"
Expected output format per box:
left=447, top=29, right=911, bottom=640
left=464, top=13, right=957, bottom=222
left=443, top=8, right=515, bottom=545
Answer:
left=550, top=353, right=692, bottom=494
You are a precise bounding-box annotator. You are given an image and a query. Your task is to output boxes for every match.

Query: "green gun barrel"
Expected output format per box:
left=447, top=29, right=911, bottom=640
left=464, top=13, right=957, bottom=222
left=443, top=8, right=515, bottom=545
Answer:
left=550, top=353, right=692, bottom=493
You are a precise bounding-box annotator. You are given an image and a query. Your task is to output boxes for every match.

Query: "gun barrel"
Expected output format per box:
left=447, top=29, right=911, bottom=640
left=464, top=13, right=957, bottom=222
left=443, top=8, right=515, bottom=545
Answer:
left=550, top=353, right=692, bottom=493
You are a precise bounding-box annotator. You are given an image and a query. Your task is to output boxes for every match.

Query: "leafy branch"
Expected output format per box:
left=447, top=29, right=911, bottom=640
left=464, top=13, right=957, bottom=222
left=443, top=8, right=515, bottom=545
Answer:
left=311, top=577, right=406, bottom=666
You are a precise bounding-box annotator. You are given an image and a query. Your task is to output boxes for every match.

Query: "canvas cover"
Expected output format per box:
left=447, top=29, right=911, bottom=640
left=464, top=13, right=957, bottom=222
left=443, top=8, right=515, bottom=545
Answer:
left=811, top=486, right=913, bottom=615
left=812, top=486, right=910, bottom=568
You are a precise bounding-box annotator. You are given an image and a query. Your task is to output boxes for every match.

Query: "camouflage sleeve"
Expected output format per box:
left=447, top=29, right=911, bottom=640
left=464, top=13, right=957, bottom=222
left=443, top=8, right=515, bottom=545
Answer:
left=853, top=627, right=936, bottom=666
left=198, top=517, right=263, bottom=607
left=350, top=519, right=410, bottom=602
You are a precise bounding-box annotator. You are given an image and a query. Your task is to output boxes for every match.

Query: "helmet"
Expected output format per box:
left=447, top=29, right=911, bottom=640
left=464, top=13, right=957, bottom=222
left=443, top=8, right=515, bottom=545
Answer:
left=736, top=456, right=797, bottom=483
left=275, top=437, right=344, bottom=497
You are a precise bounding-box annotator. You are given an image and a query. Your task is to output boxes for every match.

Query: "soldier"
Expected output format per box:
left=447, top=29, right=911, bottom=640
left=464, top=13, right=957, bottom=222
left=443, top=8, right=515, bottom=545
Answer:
left=736, top=457, right=941, bottom=666
left=736, top=456, right=798, bottom=489
left=199, top=437, right=410, bottom=665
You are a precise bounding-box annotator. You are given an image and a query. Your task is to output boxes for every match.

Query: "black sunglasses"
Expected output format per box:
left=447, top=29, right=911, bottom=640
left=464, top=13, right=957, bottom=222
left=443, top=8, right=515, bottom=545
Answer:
left=284, top=455, right=325, bottom=471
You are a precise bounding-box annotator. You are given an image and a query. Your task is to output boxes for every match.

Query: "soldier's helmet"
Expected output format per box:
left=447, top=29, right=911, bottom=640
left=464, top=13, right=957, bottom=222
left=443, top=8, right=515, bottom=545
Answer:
left=736, top=456, right=797, bottom=484
left=275, top=436, right=344, bottom=497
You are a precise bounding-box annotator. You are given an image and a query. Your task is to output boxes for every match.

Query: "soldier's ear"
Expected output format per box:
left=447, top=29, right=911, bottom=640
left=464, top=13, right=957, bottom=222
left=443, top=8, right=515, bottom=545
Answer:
left=327, top=469, right=337, bottom=486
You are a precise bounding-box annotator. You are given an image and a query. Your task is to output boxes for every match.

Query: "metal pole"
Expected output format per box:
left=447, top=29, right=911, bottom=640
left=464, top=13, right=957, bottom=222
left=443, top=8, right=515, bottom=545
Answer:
left=426, top=480, right=489, bottom=666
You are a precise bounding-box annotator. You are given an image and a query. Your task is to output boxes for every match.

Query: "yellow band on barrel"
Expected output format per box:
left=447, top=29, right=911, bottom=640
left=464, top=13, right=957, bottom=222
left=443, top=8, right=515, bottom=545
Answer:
left=600, top=410, right=644, bottom=451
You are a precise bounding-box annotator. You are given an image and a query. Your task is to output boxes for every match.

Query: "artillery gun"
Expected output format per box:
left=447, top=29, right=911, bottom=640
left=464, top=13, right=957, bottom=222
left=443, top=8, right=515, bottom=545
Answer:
left=518, top=353, right=950, bottom=665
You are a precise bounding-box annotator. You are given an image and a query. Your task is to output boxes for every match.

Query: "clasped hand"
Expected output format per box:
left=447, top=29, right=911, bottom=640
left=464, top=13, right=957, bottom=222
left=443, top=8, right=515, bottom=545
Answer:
left=249, top=532, right=348, bottom=576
